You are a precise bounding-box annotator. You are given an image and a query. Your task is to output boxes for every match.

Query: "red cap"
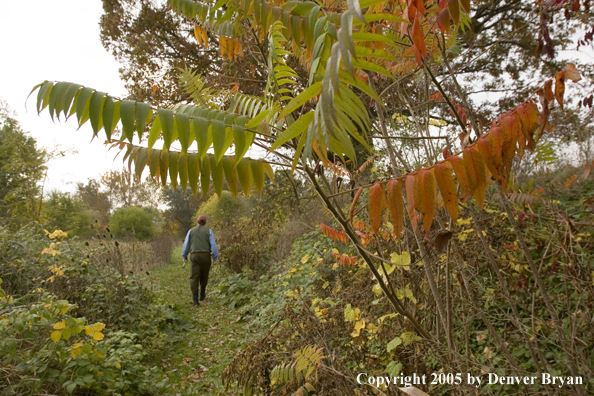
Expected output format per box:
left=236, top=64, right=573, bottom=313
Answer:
left=198, top=215, right=207, bottom=222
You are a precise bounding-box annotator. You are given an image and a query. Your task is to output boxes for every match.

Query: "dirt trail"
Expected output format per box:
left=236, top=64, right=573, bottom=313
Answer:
left=151, top=262, right=256, bottom=396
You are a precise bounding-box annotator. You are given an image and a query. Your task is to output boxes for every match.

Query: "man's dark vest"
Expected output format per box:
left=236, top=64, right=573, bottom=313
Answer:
left=189, top=225, right=211, bottom=253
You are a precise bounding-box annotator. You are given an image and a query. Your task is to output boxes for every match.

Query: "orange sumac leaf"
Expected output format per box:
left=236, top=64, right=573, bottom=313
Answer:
left=460, top=0, right=471, bottom=13
left=319, top=223, right=347, bottom=243
left=417, top=169, right=436, bottom=231
left=501, top=121, right=518, bottom=177
left=438, top=9, right=450, bottom=35
left=349, top=187, right=364, bottom=223
left=369, top=182, right=386, bottom=234
left=405, top=174, right=418, bottom=230
left=448, top=155, right=472, bottom=202
left=412, top=14, right=428, bottom=58
left=516, top=102, right=538, bottom=152
left=565, top=174, right=577, bottom=189
left=463, top=148, right=488, bottom=209
left=413, top=0, right=425, bottom=15
left=502, top=115, right=524, bottom=159
left=476, top=136, right=499, bottom=180
left=448, top=0, right=460, bottom=26
left=386, top=179, right=405, bottom=238
left=555, top=71, right=566, bottom=111
left=434, top=162, right=458, bottom=220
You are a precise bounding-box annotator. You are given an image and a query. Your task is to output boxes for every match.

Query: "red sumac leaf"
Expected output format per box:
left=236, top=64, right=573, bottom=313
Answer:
left=516, top=102, right=538, bottom=152
left=438, top=9, right=450, bottom=35
left=405, top=175, right=418, bottom=230
left=369, top=182, right=386, bottom=234
left=386, top=179, right=405, bottom=238
left=349, top=187, right=364, bottom=223
left=412, top=14, right=428, bottom=58
left=448, top=155, right=472, bottom=202
left=417, top=169, right=437, bottom=231
left=463, top=148, right=488, bottom=209
left=434, top=162, right=458, bottom=220
left=476, top=137, right=499, bottom=180
left=448, top=0, right=460, bottom=26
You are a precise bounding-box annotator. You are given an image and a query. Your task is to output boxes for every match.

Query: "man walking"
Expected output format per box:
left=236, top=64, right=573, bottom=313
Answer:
left=182, top=215, right=219, bottom=306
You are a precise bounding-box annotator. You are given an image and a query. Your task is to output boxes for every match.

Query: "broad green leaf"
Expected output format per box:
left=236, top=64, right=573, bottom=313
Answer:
left=169, top=151, right=179, bottom=189
left=194, top=117, right=212, bottom=159
left=148, top=115, right=162, bottom=151
left=120, top=100, right=136, bottom=142
left=159, top=149, right=169, bottom=186
left=352, top=58, right=392, bottom=78
left=159, top=109, right=175, bottom=150
left=263, top=162, right=274, bottom=181
left=279, top=82, right=322, bottom=119
left=246, top=108, right=270, bottom=129
left=135, top=102, right=152, bottom=140
left=75, top=87, right=94, bottom=127
left=210, top=154, right=224, bottom=198
left=347, top=0, right=365, bottom=23
left=232, top=124, right=247, bottom=163
left=178, top=152, right=188, bottom=193
left=149, top=149, right=160, bottom=178
left=211, top=120, right=226, bottom=163
left=35, top=81, right=52, bottom=113
left=134, top=148, right=149, bottom=178
left=89, top=92, right=106, bottom=136
left=176, top=113, right=191, bottom=152
left=188, top=152, right=200, bottom=196
left=236, top=157, right=253, bottom=195
left=62, top=84, right=82, bottom=120
left=251, top=158, right=265, bottom=195
left=200, top=155, right=211, bottom=196
left=222, top=156, right=239, bottom=198
left=342, top=12, right=356, bottom=56
left=48, top=82, right=69, bottom=121
left=102, top=97, right=118, bottom=141
left=271, top=111, right=314, bottom=151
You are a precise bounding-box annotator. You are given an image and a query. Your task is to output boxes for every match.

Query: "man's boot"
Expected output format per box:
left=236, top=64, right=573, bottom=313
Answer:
left=192, top=294, right=200, bottom=306
left=200, top=291, right=206, bottom=301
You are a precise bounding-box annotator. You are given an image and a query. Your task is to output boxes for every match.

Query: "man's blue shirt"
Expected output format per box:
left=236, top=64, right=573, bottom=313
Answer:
left=182, top=228, right=219, bottom=261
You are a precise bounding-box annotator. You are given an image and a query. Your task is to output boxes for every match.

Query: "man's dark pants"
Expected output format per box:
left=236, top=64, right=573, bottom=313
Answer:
left=190, top=252, right=211, bottom=300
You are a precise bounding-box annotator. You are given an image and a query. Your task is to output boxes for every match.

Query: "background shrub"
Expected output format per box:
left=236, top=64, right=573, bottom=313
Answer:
left=109, top=206, right=159, bottom=241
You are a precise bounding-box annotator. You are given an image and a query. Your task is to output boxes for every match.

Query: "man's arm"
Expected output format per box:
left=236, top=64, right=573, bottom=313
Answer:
left=209, top=229, right=219, bottom=261
left=182, top=230, right=191, bottom=262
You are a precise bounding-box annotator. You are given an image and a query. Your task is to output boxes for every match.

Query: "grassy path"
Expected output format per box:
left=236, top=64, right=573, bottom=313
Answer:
left=150, top=254, right=257, bottom=396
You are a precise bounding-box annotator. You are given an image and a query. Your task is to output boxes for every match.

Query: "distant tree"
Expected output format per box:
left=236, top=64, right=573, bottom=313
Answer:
left=43, top=191, right=94, bottom=238
left=99, top=169, right=160, bottom=208
left=109, top=206, right=159, bottom=241
left=0, top=103, right=47, bottom=227
left=160, top=186, right=204, bottom=237
left=75, top=179, right=111, bottom=224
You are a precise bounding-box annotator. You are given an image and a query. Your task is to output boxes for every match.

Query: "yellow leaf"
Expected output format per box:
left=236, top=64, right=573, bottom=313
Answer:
left=53, top=321, right=66, bottom=330
left=93, top=332, right=105, bottom=341
left=93, top=323, right=106, bottom=332
left=85, top=326, right=94, bottom=336
left=367, top=323, right=379, bottom=334
left=50, top=330, right=62, bottom=342
left=301, top=254, right=310, bottom=264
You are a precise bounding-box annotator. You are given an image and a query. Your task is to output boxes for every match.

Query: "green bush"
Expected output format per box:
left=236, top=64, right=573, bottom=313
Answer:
left=109, top=206, right=159, bottom=241
left=0, top=288, right=166, bottom=396
left=0, top=224, right=191, bottom=360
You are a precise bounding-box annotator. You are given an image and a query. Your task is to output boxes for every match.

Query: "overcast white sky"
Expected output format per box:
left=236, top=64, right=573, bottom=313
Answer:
left=0, top=1, right=127, bottom=193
